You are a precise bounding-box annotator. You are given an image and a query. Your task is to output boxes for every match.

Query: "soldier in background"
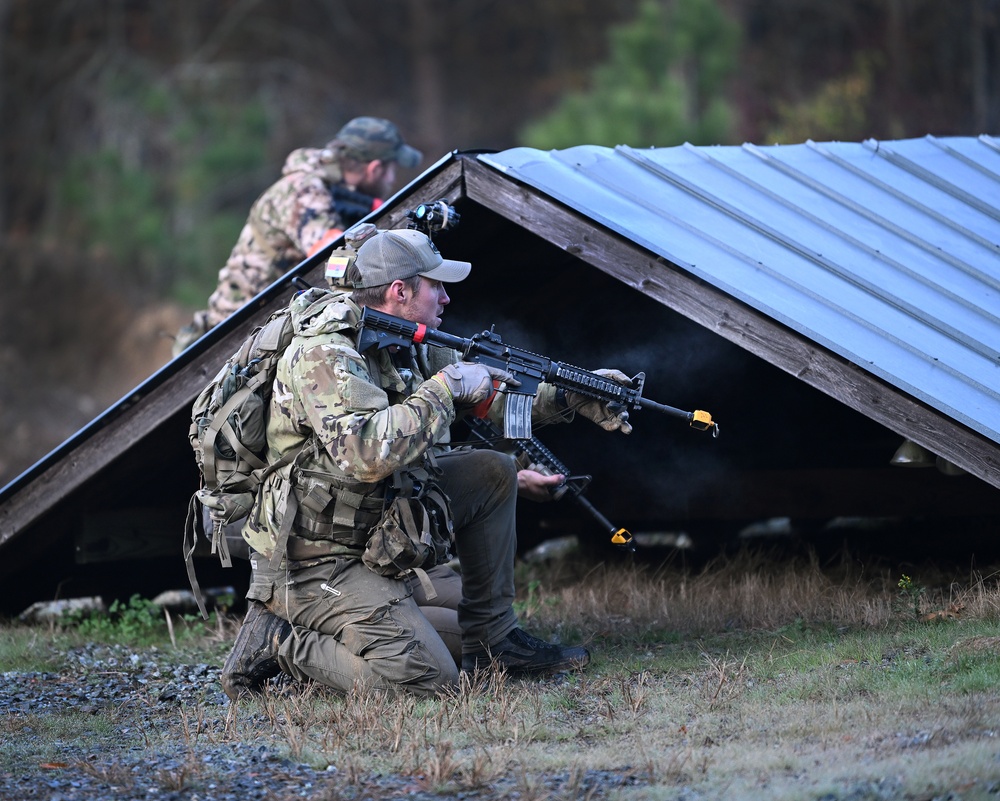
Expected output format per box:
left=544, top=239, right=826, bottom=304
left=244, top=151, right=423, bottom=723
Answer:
left=173, top=117, right=421, bottom=356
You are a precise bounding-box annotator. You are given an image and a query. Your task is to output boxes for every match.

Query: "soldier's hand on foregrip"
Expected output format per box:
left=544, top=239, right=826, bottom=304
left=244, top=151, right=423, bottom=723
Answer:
left=566, top=368, right=634, bottom=434
left=433, top=363, right=516, bottom=406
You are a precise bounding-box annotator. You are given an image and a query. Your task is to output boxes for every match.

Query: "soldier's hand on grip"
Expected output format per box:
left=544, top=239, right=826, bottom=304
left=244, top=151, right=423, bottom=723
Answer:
left=567, top=368, right=634, bottom=434
left=433, top=362, right=516, bottom=406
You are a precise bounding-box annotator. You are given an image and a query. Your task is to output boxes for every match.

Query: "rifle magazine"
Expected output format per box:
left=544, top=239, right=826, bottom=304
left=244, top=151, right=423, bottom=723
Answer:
left=503, top=392, right=533, bottom=440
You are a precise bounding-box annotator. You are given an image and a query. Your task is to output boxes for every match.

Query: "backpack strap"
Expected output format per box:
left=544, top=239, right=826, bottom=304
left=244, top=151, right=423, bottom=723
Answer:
left=409, top=567, right=438, bottom=602
left=268, top=486, right=298, bottom=571
left=182, top=493, right=211, bottom=620
left=266, top=440, right=318, bottom=570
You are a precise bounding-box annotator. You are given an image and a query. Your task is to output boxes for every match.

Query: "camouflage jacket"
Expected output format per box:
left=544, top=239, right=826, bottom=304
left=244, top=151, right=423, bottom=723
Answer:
left=204, top=149, right=366, bottom=328
left=243, top=288, right=571, bottom=563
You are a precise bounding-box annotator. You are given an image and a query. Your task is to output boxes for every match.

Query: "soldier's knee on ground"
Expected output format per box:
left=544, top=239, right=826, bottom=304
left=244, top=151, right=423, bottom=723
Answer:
left=278, top=616, right=459, bottom=696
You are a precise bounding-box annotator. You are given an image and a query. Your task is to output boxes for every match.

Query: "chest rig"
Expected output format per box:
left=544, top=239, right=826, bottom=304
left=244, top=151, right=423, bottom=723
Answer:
left=268, top=344, right=455, bottom=581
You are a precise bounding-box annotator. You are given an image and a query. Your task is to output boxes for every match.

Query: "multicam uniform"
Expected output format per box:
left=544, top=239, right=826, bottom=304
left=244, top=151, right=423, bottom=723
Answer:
left=175, top=149, right=376, bottom=354
left=245, top=287, right=570, bottom=695
left=245, top=287, right=458, bottom=567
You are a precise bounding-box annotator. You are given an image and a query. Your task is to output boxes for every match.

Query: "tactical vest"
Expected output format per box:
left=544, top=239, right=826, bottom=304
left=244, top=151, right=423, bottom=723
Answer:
left=246, top=293, right=456, bottom=584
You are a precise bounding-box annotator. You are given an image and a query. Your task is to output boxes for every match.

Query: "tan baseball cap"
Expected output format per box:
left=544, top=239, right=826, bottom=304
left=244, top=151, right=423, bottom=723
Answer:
left=352, top=229, right=471, bottom=288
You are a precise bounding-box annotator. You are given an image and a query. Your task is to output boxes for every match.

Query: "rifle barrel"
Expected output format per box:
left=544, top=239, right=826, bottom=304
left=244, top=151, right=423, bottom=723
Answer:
left=635, top=397, right=694, bottom=422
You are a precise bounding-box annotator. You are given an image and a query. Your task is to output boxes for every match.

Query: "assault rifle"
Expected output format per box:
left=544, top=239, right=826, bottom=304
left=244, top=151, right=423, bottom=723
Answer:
left=331, top=184, right=380, bottom=228
left=465, top=417, right=635, bottom=551
left=357, top=307, right=719, bottom=441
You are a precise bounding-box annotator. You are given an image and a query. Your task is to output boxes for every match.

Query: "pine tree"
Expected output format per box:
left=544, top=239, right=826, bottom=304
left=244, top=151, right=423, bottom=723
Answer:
left=519, top=0, right=740, bottom=149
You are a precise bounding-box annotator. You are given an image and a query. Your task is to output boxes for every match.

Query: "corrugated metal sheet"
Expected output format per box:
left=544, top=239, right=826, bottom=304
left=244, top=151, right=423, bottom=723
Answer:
left=480, top=135, right=1000, bottom=445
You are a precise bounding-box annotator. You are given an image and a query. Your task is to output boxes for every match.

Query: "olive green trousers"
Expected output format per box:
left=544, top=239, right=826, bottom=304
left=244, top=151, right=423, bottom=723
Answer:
left=254, top=448, right=520, bottom=696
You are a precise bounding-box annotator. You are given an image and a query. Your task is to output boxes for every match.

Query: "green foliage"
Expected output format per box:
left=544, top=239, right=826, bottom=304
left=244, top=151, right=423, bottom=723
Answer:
left=61, top=594, right=165, bottom=643
left=170, top=210, right=248, bottom=307
left=519, top=0, right=740, bottom=149
left=60, top=150, right=171, bottom=286
left=763, top=55, right=876, bottom=144
left=50, top=69, right=270, bottom=302
left=896, top=573, right=926, bottom=620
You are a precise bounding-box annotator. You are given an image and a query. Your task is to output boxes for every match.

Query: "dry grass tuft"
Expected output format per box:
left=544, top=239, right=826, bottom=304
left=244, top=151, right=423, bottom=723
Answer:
left=9, top=543, right=1000, bottom=800
left=948, top=635, right=1000, bottom=658
left=520, top=547, right=1000, bottom=638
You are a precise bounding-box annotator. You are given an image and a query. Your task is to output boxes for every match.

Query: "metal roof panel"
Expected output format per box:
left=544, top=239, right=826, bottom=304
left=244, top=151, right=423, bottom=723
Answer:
left=480, top=136, right=1000, bottom=444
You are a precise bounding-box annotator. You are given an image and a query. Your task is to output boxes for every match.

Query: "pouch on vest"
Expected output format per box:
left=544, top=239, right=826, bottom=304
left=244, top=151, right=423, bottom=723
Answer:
left=361, top=473, right=453, bottom=580
left=362, top=497, right=434, bottom=577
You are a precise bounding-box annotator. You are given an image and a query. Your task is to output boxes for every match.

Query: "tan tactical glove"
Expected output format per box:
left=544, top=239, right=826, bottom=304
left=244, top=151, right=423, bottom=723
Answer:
left=566, top=368, right=634, bottom=434
left=433, top=362, right=516, bottom=406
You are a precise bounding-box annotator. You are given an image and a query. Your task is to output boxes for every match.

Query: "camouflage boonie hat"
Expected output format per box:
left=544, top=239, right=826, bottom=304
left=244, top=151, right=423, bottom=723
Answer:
left=331, top=117, right=422, bottom=169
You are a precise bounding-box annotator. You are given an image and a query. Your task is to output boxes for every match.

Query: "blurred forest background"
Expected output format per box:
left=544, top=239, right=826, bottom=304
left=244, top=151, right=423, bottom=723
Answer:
left=2, top=0, right=998, bottom=487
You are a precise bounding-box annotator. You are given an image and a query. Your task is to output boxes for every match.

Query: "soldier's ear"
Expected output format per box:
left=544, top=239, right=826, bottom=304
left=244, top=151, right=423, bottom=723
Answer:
left=388, top=279, right=407, bottom=303
left=365, top=159, right=387, bottom=180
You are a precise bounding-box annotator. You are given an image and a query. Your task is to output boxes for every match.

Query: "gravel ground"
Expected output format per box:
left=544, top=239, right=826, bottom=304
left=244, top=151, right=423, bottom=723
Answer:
left=1, top=639, right=644, bottom=801
left=2, top=641, right=311, bottom=801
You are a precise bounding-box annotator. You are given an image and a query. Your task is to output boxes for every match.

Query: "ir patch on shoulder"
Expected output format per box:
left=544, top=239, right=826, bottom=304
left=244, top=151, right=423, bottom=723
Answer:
left=344, top=358, right=370, bottom=381
left=325, top=254, right=351, bottom=285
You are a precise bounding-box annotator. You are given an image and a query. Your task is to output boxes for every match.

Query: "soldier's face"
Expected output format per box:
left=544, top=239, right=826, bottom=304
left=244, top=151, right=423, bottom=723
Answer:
left=401, top=276, right=450, bottom=329
left=358, top=161, right=397, bottom=199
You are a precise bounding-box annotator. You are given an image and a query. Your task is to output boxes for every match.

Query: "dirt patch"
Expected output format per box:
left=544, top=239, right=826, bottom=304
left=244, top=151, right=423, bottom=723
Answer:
left=0, top=241, right=191, bottom=485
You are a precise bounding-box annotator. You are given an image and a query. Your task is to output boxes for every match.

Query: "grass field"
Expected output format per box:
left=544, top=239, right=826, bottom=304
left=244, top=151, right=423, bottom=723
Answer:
left=3, top=546, right=1000, bottom=799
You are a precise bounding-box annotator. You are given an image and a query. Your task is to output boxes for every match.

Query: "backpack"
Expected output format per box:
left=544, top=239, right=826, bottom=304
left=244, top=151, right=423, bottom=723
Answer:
left=182, top=308, right=296, bottom=618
